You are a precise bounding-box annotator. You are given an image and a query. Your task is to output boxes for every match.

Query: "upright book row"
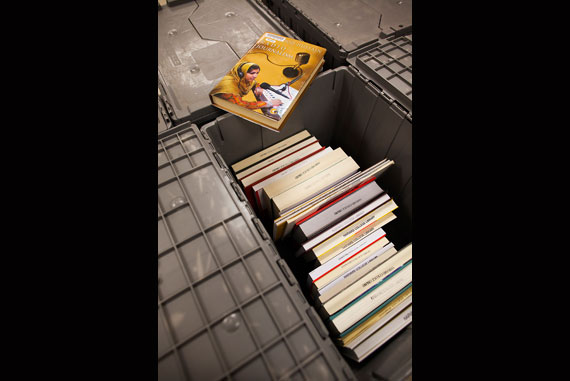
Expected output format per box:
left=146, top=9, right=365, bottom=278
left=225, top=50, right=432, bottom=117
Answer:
left=231, top=130, right=412, bottom=362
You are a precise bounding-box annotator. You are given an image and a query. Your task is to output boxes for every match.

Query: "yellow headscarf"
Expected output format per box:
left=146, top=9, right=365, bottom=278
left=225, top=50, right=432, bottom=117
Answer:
left=211, top=62, right=259, bottom=97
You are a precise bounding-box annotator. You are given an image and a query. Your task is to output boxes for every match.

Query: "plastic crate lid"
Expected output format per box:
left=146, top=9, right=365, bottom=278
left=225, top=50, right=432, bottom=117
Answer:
left=158, top=123, right=355, bottom=381
left=347, top=34, right=412, bottom=113
left=158, top=0, right=298, bottom=132
left=285, top=0, right=411, bottom=51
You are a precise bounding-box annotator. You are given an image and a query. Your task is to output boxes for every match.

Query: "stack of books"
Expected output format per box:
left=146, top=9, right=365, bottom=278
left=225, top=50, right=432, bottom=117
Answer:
left=231, top=130, right=412, bottom=362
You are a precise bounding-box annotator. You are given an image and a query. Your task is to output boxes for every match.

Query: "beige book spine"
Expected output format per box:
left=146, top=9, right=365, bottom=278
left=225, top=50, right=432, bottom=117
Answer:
left=340, top=287, right=412, bottom=346
left=313, top=237, right=389, bottom=290
left=237, top=136, right=318, bottom=181
left=322, top=246, right=413, bottom=315
left=272, top=156, right=360, bottom=215
left=231, top=130, right=311, bottom=173
left=331, top=263, right=412, bottom=334
left=241, top=142, right=322, bottom=188
left=263, top=147, right=347, bottom=200
left=314, top=200, right=398, bottom=264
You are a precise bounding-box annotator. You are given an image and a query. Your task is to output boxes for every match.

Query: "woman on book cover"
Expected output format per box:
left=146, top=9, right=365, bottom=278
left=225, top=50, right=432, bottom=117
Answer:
left=210, top=61, right=283, bottom=110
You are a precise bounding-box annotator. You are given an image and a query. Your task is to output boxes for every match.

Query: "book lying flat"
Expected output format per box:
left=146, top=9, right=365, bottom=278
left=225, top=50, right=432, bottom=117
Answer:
left=312, top=237, right=392, bottom=293
left=328, top=261, right=412, bottom=335
left=298, top=193, right=391, bottom=255
left=292, top=179, right=383, bottom=243
left=316, top=242, right=397, bottom=304
left=319, top=243, right=413, bottom=317
left=271, top=156, right=360, bottom=217
left=273, top=171, right=365, bottom=240
left=210, top=33, right=326, bottom=132
left=237, top=136, right=318, bottom=181
left=309, top=227, right=387, bottom=284
left=231, top=130, right=311, bottom=173
left=241, top=142, right=324, bottom=209
left=272, top=158, right=394, bottom=241
left=261, top=147, right=348, bottom=215
left=339, top=285, right=412, bottom=347
left=309, top=200, right=398, bottom=263
left=315, top=211, right=397, bottom=266
left=253, top=147, right=332, bottom=213
left=340, top=303, right=412, bottom=362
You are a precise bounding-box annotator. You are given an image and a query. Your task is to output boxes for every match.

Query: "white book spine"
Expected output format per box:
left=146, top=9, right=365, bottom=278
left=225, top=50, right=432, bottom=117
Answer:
left=302, top=193, right=391, bottom=252
left=345, top=295, right=412, bottom=350
left=331, top=263, right=412, bottom=334
left=273, top=157, right=360, bottom=216
left=241, top=141, right=322, bottom=187
left=350, top=305, right=412, bottom=360
left=314, top=202, right=397, bottom=263
left=322, top=246, right=413, bottom=315
left=231, top=130, right=310, bottom=173
left=237, top=136, right=317, bottom=180
left=309, top=228, right=386, bottom=282
left=263, top=147, right=347, bottom=206
left=254, top=148, right=332, bottom=211
left=318, top=244, right=396, bottom=302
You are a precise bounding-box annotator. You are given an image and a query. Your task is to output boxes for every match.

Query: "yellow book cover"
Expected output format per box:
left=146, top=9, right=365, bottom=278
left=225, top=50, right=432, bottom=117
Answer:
left=209, top=32, right=326, bottom=132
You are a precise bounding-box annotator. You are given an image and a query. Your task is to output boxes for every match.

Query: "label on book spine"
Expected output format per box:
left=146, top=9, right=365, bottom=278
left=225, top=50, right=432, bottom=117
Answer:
left=309, top=227, right=386, bottom=282
left=301, top=193, right=391, bottom=252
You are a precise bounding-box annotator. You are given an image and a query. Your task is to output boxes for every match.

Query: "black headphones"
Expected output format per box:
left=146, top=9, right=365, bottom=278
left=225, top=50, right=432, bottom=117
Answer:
left=237, top=62, right=248, bottom=78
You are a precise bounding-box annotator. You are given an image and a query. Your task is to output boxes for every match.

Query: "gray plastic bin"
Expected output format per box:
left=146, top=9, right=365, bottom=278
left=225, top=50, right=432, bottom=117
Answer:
left=201, top=64, right=412, bottom=379
left=262, top=0, right=411, bottom=70
left=158, top=0, right=298, bottom=139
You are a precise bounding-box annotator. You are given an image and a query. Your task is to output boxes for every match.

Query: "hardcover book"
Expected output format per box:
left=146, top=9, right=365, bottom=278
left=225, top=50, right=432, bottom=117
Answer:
left=271, top=156, right=360, bottom=217
left=292, top=180, right=384, bottom=243
left=340, top=303, right=412, bottom=362
left=209, top=33, right=326, bottom=132
left=338, top=285, right=412, bottom=347
left=231, top=130, right=311, bottom=173
left=328, top=261, right=412, bottom=335
left=319, top=243, right=413, bottom=317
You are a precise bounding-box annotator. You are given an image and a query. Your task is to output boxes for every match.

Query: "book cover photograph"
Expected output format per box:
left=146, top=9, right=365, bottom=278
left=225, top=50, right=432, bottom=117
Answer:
left=209, top=32, right=326, bottom=132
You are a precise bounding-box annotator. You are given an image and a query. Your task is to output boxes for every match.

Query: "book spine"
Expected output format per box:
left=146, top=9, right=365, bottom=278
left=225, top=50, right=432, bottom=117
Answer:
left=337, top=283, right=412, bottom=343
left=313, top=237, right=390, bottom=290
left=277, top=169, right=373, bottom=241
left=309, top=227, right=387, bottom=282
left=317, top=212, right=397, bottom=266
left=350, top=304, right=412, bottom=361
left=264, top=147, right=347, bottom=201
left=273, top=159, right=360, bottom=216
left=256, top=147, right=332, bottom=212
left=237, top=137, right=318, bottom=181
left=240, top=139, right=320, bottom=186
left=330, top=262, right=412, bottom=334
left=243, top=144, right=325, bottom=211
left=295, top=177, right=377, bottom=227
left=343, top=291, right=412, bottom=349
left=317, top=244, right=396, bottom=303
left=231, top=130, right=311, bottom=173
left=311, top=199, right=397, bottom=261
left=295, top=181, right=383, bottom=243
left=322, top=246, right=412, bottom=316
left=301, top=193, right=391, bottom=252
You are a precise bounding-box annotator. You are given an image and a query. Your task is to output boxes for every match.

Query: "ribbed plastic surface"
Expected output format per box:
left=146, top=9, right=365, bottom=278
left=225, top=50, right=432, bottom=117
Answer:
left=348, top=34, right=412, bottom=112
left=261, top=0, right=412, bottom=69
left=158, top=124, right=354, bottom=381
left=157, top=0, right=298, bottom=137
